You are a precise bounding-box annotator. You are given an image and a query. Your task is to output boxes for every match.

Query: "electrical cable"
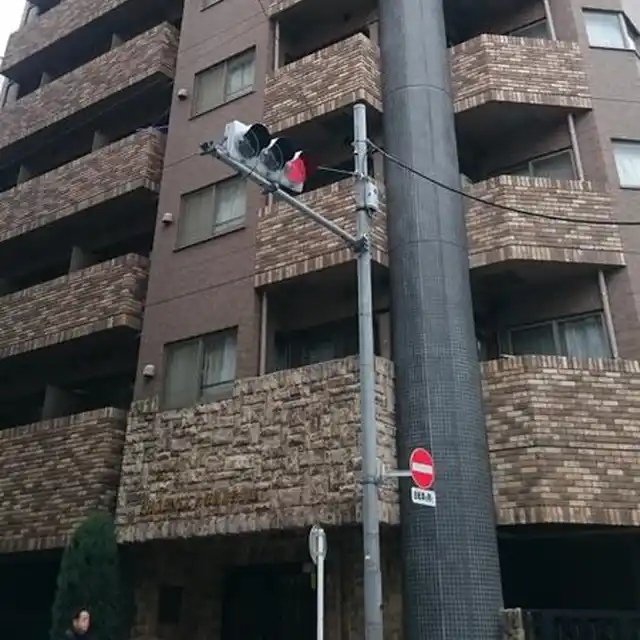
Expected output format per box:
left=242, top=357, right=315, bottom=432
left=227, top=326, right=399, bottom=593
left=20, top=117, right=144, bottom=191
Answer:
left=368, top=140, right=640, bottom=227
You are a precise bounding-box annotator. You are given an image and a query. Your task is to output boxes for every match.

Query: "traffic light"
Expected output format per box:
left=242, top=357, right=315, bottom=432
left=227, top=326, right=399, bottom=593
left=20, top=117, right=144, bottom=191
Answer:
left=222, top=121, right=313, bottom=193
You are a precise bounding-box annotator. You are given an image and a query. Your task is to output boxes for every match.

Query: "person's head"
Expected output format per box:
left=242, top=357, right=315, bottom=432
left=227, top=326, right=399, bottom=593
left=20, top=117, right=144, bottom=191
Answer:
left=72, top=609, right=90, bottom=635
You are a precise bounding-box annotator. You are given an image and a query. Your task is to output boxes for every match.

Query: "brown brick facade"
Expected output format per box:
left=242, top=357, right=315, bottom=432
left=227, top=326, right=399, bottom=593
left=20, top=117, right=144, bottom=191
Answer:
left=467, top=176, right=625, bottom=268
left=0, top=253, right=149, bottom=360
left=450, top=34, right=592, bottom=113
left=0, top=23, right=178, bottom=152
left=0, top=131, right=165, bottom=243
left=264, top=33, right=382, bottom=134
left=484, top=355, right=640, bottom=526
left=116, top=357, right=398, bottom=543
left=1, top=0, right=134, bottom=73
left=0, top=407, right=127, bottom=552
left=254, top=178, right=387, bottom=286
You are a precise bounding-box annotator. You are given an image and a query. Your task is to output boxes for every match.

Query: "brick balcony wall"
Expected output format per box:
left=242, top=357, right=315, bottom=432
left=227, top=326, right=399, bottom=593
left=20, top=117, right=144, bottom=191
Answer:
left=466, top=176, right=625, bottom=268
left=0, top=131, right=165, bottom=243
left=264, top=33, right=381, bottom=133
left=116, top=357, right=398, bottom=543
left=0, top=407, right=127, bottom=552
left=0, top=253, right=149, bottom=360
left=483, top=356, right=640, bottom=526
left=1, top=0, right=132, bottom=72
left=255, top=178, right=387, bottom=286
left=450, top=34, right=592, bottom=113
left=0, top=23, right=178, bottom=152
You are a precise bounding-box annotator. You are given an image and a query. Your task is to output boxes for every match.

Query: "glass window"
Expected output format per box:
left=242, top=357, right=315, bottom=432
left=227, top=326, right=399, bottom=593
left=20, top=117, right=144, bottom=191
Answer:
left=511, top=20, right=549, bottom=39
left=612, top=140, right=640, bottom=188
left=510, top=314, right=611, bottom=359
left=584, top=10, right=631, bottom=49
left=510, top=150, right=576, bottom=180
left=163, top=329, right=237, bottom=409
left=177, top=178, right=246, bottom=248
left=192, top=49, right=255, bottom=116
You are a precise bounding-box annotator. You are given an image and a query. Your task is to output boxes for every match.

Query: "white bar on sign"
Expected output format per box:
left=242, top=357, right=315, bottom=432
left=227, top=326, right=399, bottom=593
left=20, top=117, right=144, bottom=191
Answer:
left=411, top=462, right=433, bottom=475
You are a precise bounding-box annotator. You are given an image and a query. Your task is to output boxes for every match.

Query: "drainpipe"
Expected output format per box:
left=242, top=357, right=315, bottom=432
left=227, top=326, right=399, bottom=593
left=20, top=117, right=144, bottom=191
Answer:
left=542, top=0, right=585, bottom=180
left=259, top=291, right=269, bottom=375
left=598, top=270, right=619, bottom=358
left=273, top=21, right=280, bottom=71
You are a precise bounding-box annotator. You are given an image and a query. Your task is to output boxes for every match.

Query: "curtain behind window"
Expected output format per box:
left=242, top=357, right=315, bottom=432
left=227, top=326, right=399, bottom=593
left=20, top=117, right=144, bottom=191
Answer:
left=164, top=340, right=200, bottom=409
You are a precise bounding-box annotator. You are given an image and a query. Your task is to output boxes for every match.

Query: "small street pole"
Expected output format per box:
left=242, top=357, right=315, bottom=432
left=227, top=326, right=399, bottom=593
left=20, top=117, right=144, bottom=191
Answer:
left=201, top=103, right=384, bottom=640
left=353, top=102, right=384, bottom=640
left=309, top=524, right=327, bottom=640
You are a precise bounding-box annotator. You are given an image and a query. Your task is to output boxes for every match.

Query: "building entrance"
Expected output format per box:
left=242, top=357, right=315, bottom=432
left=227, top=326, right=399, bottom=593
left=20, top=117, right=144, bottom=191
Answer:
left=220, top=562, right=316, bottom=640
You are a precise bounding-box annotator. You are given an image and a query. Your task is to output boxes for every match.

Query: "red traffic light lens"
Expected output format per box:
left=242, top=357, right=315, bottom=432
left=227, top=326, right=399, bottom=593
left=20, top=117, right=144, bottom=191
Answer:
left=285, top=153, right=315, bottom=185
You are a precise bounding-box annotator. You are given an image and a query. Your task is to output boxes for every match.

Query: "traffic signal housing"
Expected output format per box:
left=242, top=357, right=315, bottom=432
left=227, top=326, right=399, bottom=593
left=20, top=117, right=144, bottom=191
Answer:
left=222, top=120, right=313, bottom=193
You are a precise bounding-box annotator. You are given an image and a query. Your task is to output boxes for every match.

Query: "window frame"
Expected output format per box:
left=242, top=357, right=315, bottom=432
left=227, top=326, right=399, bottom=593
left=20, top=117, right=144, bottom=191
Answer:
left=162, top=328, right=238, bottom=410
left=509, top=19, right=550, bottom=40
left=509, top=148, right=576, bottom=180
left=192, top=48, right=256, bottom=117
left=176, top=177, right=247, bottom=249
left=507, top=312, right=610, bottom=359
left=612, top=139, right=640, bottom=189
left=202, top=0, right=223, bottom=9
left=583, top=9, right=638, bottom=52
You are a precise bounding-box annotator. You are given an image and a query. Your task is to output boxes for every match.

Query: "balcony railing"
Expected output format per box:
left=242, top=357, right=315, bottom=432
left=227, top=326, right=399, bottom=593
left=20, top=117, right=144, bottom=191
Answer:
left=0, top=23, right=178, bottom=152
left=116, top=357, right=397, bottom=542
left=0, top=253, right=149, bottom=360
left=264, top=33, right=381, bottom=133
left=2, top=0, right=140, bottom=73
left=255, top=178, right=387, bottom=286
left=451, top=34, right=591, bottom=114
left=466, top=176, right=624, bottom=268
left=0, top=407, right=127, bottom=552
left=0, top=130, right=165, bottom=243
left=483, top=356, right=640, bottom=527
left=504, top=608, right=640, bottom=639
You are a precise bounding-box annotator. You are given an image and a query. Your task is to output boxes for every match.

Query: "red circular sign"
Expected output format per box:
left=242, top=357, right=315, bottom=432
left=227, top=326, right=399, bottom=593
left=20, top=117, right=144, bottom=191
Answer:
left=409, top=448, right=435, bottom=489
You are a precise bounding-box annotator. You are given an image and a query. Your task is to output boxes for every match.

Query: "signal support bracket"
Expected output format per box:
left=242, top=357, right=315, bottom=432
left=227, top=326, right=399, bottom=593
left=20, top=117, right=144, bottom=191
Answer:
left=355, top=177, right=380, bottom=216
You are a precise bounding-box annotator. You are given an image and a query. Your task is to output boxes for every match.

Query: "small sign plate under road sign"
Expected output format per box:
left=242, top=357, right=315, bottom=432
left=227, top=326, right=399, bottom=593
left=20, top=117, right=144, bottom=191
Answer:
left=411, top=487, right=436, bottom=508
left=409, top=447, right=435, bottom=489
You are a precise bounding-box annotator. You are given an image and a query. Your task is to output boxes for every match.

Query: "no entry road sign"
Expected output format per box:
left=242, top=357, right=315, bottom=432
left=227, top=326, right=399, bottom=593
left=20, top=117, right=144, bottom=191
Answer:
left=409, top=448, right=435, bottom=489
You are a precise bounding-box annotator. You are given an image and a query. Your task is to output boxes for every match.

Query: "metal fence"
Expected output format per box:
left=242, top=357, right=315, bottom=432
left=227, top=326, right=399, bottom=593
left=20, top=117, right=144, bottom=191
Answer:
left=523, top=610, right=640, bottom=640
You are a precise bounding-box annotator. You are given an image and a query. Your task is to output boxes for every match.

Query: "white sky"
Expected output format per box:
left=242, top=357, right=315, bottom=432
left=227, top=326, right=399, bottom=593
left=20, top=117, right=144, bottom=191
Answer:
left=0, top=0, right=25, bottom=61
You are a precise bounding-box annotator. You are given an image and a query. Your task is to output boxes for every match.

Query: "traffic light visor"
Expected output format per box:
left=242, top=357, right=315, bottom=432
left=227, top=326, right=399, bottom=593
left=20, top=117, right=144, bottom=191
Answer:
left=237, top=124, right=271, bottom=159
left=263, top=137, right=295, bottom=171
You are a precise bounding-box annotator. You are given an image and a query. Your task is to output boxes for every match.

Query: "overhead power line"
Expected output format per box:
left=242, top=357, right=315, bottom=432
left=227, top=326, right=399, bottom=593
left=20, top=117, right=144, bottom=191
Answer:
left=368, top=140, right=640, bottom=227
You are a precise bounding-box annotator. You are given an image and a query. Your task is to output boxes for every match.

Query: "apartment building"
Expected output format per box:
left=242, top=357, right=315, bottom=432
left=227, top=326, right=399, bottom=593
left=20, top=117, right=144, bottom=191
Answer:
left=1, top=0, right=640, bottom=637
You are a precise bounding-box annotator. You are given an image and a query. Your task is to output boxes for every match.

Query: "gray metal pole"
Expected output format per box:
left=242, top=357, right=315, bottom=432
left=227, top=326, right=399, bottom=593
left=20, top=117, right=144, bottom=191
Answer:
left=353, top=102, right=384, bottom=640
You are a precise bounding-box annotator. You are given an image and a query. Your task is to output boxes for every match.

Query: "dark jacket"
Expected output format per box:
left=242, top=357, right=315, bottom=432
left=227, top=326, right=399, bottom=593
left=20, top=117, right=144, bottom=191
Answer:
left=64, top=629, right=92, bottom=640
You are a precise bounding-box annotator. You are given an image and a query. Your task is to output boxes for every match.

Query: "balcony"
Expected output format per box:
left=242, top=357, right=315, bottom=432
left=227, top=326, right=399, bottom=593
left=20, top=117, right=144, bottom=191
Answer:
left=255, top=179, right=387, bottom=287
left=1, top=0, right=130, bottom=73
left=0, top=407, right=126, bottom=552
left=0, top=131, right=165, bottom=244
left=483, top=356, right=640, bottom=527
left=0, top=23, right=178, bottom=156
left=0, top=253, right=148, bottom=361
left=451, top=35, right=591, bottom=147
left=466, top=176, right=625, bottom=271
left=116, top=357, right=397, bottom=542
left=264, top=33, right=381, bottom=134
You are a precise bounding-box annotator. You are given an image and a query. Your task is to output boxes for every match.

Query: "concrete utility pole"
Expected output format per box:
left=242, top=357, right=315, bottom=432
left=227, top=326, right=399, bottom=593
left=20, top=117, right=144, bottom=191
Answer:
left=377, top=0, right=504, bottom=638
left=202, top=102, right=384, bottom=640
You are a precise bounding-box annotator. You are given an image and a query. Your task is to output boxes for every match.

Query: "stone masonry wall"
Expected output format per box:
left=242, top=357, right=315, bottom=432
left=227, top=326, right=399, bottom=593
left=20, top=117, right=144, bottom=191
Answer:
left=264, top=33, right=381, bottom=133
left=0, top=23, right=178, bottom=151
left=255, top=178, right=387, bottom=286
left=467, top=176, right=624, bottom=268
left=116, top=357, right=398, bottom=543
left=2, top=0, right=134, bottom=72
left=0, top=131, right=165, bottom=243
left=0, top=253, right=149, bottom=360
left=484, top=356, right=640, bottom=526
left=0, top=407, right=127, bottom=552
left=451, top=34, right=592, bottom=112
